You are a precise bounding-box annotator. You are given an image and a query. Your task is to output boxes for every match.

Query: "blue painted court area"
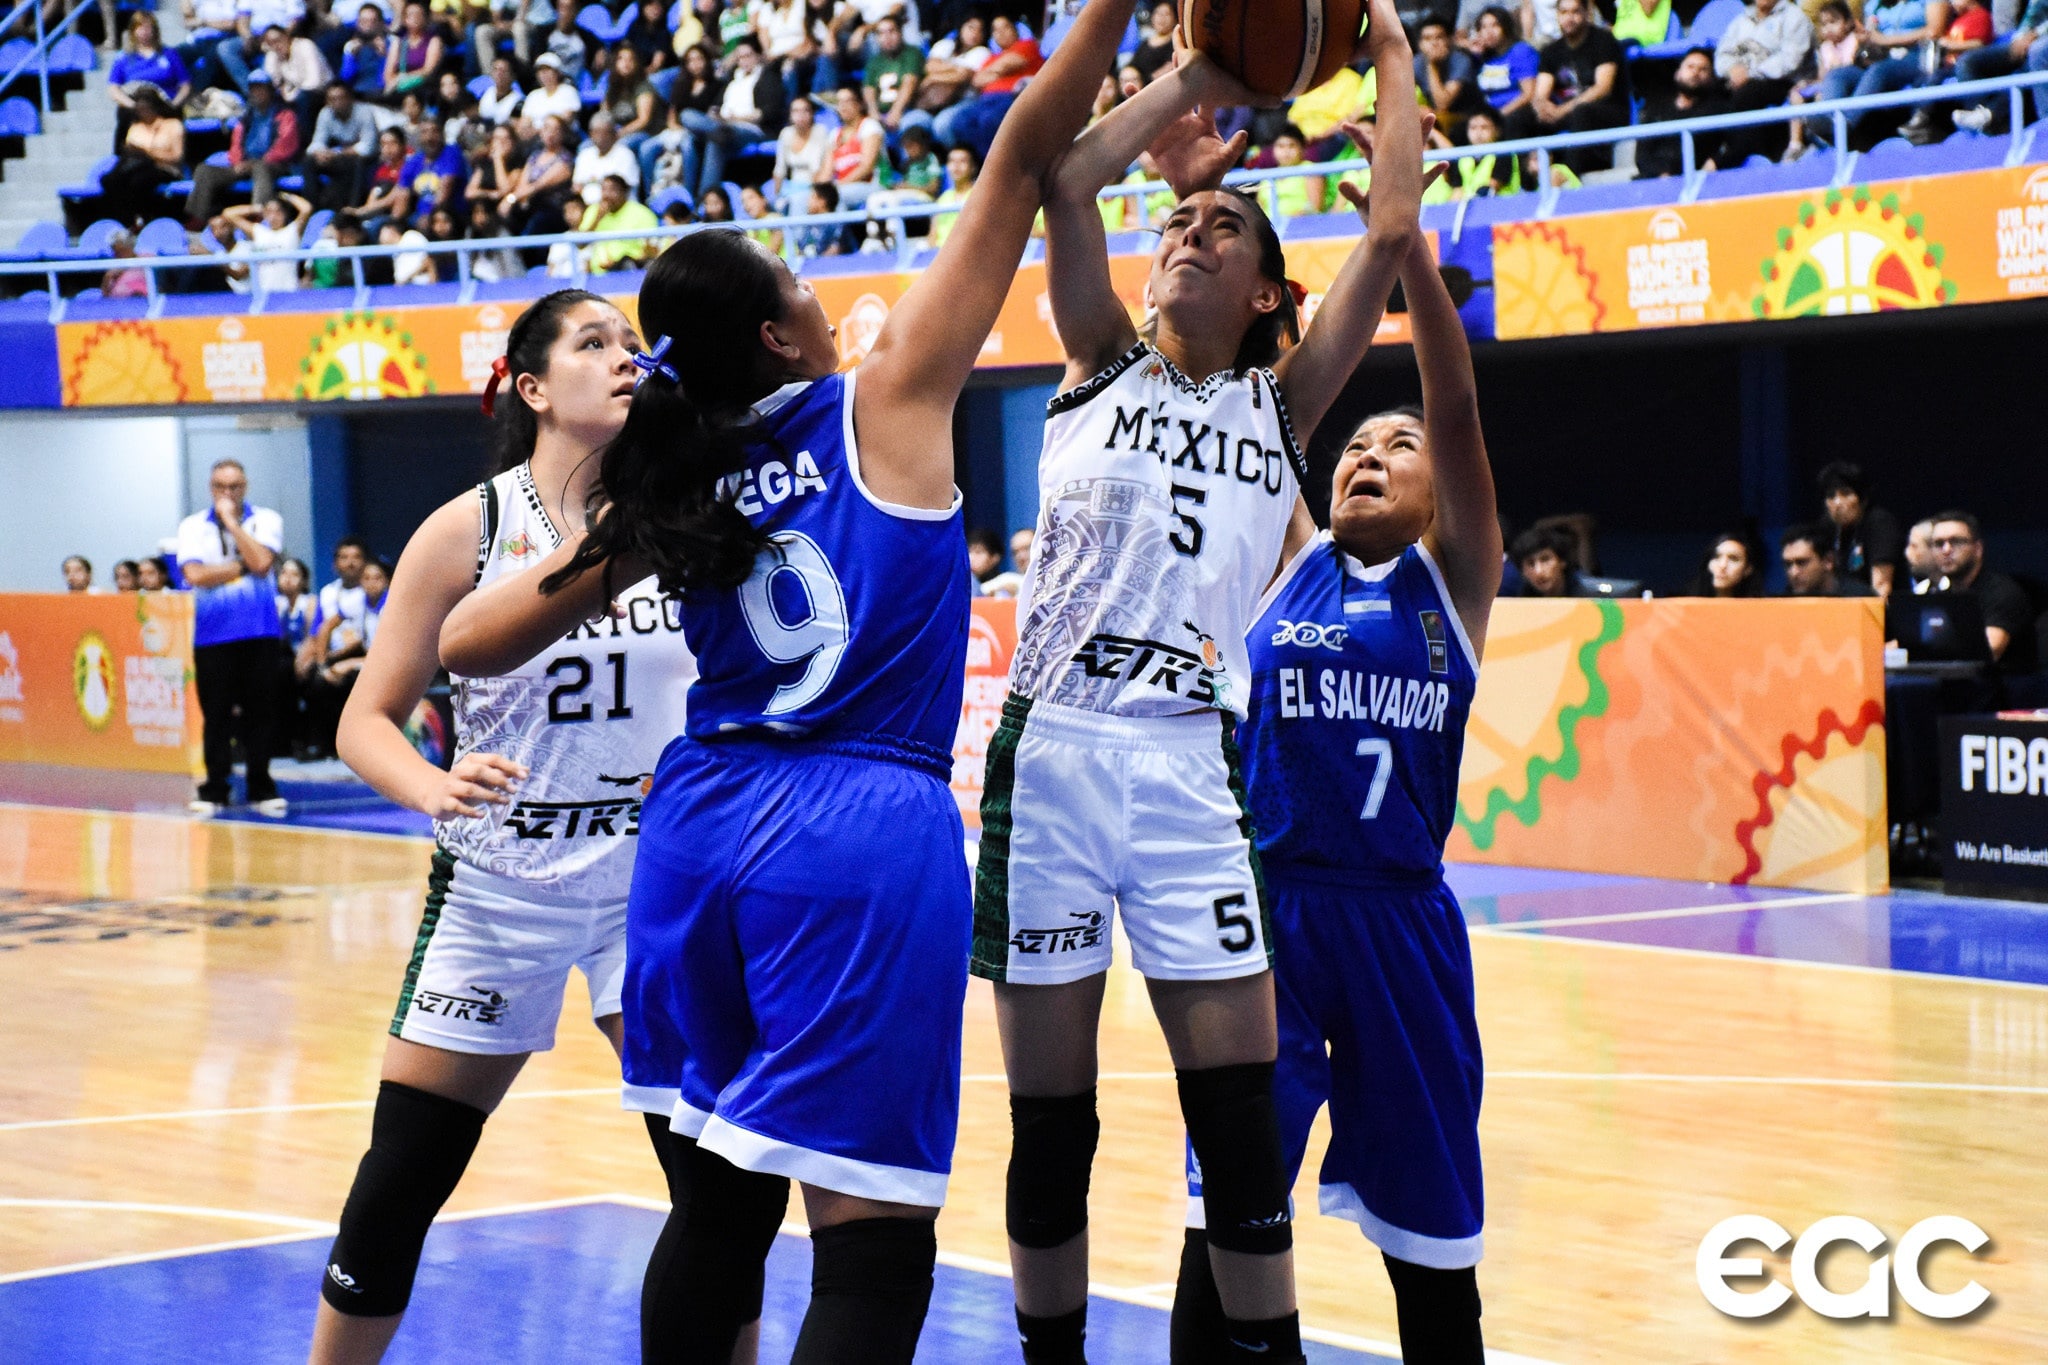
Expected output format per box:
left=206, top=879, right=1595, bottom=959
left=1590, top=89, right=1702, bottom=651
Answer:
left=1444, top=863, right=2048, bottom=988
left=0, top=1201, right=1391, bottom=1364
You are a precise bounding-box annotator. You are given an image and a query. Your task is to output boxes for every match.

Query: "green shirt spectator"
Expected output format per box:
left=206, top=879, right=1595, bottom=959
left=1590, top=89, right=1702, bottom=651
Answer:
left=577, top=177, right=661, bottom=271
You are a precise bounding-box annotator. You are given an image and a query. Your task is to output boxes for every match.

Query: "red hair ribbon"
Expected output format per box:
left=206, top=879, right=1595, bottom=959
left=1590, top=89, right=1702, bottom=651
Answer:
left=1286, top=279, right=1308, bottom=309
left=481, top=354, right=511, bottom=417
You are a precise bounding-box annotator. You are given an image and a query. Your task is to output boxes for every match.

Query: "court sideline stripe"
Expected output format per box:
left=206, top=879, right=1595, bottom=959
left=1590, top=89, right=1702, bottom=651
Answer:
left=1468, top=892, right=1862, bottom=933
left=1483, top=920, right=2048, bottom=992
left=0, top=1192, right=1565, bottom=1363
left=0, top=1086, right=620, bottom=1134
left=0, top=800, right=431, bottom=846
left=15, top=1066, right=2048, bottom=1137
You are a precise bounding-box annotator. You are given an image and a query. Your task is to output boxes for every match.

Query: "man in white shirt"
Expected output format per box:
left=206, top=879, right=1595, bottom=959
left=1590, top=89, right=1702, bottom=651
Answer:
left=175, top=460, right=288, bottom=816
left=572, top=110, right=640, bottom=204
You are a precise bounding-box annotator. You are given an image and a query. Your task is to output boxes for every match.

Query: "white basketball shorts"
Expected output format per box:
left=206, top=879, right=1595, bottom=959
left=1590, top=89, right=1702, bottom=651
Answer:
left=971, top=693, right=1272, bottom=986
left=390, top=848, right=627, bottom=1055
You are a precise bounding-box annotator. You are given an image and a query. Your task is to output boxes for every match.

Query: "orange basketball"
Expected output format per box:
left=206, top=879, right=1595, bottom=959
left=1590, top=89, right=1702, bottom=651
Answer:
left=1180, top=0, right=1368, bottom=100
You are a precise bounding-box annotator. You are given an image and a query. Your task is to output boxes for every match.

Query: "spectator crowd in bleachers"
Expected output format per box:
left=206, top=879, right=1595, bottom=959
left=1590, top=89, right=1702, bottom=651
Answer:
left=36, top=0, right=2047, bottom=287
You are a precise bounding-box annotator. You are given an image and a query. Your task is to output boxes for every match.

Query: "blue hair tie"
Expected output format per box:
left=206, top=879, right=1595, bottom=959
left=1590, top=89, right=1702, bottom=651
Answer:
left=632, top=335, right=679, bottom=386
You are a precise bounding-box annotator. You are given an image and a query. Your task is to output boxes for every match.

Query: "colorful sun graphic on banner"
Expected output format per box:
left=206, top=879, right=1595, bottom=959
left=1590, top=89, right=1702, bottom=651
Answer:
left=1731, top=702, right=1887, bottom=890
left=1751, top=188, right=1956, bottom=320
left=295, top=313, right=433, bottom=400
left=1455, top=600, right=1623, bottom=850
left=1491, top=222, right=1606, bottom=339
left=62, top=322, right=188, bottom=406
left=72, top=631, right=116, bottom=730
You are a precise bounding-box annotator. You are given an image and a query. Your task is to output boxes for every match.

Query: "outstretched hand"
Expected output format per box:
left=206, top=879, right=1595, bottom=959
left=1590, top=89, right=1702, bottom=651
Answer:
left=1141, top=102, right=1250, bottom=199
left=1331, top=112, right=1445, bottom=219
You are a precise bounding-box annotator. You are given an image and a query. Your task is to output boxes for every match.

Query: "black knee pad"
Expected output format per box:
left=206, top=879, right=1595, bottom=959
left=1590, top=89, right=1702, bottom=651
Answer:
left=1383, top=1254, right=1484, bottom=1364
left=1178, top=1063, right=1290, bottom=1256
left=1006, top=1089, right=1099, bottom=1250
left=641, top=1132, right=790, bottom=1361
left=321, top=1080, right=487, bottom=1316
left=790, top=1218, right=938, bottom=1365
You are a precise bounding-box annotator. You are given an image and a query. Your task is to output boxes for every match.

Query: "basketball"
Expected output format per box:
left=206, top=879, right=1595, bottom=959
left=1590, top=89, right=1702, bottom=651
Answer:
left=1179, top=0, right=1368, bottom=100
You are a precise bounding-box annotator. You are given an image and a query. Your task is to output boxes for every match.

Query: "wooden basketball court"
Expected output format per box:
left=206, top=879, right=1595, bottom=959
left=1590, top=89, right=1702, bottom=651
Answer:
left=2, top=802, right=2044, bottom=1361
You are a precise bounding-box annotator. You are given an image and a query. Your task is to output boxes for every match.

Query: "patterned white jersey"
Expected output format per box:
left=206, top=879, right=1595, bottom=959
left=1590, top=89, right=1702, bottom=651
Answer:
left=1010, top=343, right=1306, bottom=719
left=434, top=463, right=697, bottom=900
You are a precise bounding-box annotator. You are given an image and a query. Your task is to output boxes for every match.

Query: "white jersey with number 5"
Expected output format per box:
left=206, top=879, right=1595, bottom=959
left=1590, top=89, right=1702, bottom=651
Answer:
left=1011, top=343, right=1306, bottom=720
left=435, top=463, right=697, bottom=899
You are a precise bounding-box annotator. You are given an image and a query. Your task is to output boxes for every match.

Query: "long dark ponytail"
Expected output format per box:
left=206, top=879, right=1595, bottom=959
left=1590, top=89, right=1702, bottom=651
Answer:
left=541, top=230, right=788, bottom=596
left=488, top=288, right=610, bottom=473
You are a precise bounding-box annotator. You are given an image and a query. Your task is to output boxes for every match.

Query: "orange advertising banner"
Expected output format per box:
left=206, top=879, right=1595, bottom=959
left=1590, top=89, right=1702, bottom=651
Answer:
left=1449, top=597, right=1887, bottom=892
left=951, top=597, right=1018, bottom=830
left=52, top=232, right=1417, bottom=408
left=0, top=592, right=204, bottom=775
left=1493, top=161, right=2048, bottom=340
left=954, top=596, right=1886, bottom=891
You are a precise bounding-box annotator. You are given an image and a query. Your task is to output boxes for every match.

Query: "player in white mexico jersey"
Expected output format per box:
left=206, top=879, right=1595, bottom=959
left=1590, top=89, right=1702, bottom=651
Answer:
left=973, top=7, right=1433, bottom=1361
left=309, top=291, right=699, bottom=1365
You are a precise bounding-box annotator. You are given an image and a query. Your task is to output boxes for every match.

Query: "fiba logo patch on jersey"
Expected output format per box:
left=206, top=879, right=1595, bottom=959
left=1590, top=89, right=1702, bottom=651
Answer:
left=1419, top=611, right=1449, bottom=675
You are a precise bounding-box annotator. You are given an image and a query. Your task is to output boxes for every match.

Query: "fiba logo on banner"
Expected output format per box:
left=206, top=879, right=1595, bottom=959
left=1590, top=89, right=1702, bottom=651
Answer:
left=1697, top=1215, right=1991, bottom=1320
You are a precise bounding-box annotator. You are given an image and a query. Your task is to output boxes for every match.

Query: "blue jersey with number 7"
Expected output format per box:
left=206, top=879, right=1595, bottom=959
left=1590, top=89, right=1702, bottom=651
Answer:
left=679, top=371, right=969, bottom=756
left=1240, top=532, right=1479, bottom=879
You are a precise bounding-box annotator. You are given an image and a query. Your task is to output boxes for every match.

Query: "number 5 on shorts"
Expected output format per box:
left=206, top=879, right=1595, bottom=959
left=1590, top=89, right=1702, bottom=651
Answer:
left=1213, top=893, right=1255, bottom=953
left=1356, top=738, right=1392, bottom=819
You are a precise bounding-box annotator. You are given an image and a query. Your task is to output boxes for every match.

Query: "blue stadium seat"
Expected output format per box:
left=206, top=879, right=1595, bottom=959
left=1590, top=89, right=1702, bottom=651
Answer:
left=1692, top=153, right=1835, bottom=200
left=468, top=73, right=493, bottom=97
left=1853, top=137, right=1937, bottom=182
left=650, top=66, right=679, bottom=101
left=739, top=139, right=776, bottom=157
left=649, top=184, right=693, bottom=214
left=75, top=219, right=123, bottom=256
left=1549, top=177, right=1685, bottom=216
left=135, top=216, right=189, bottom=256
left=0, top=95, right=39, bottom=135
left=667, top=0, right=686, bottom=27
left=58, top=153, right=119, bottom=200
left=0, top=219, right=68, bottom=262
left=576, top=2, right=631, bottom=41
left=184, top=116, right=221, bottom=135
left=1685, top=0, right=1745, bottom=47
left=49, top=34, right=96, bottom=75
left=73, top=286, right=104, bottom=301
left=301, top=207, right=334, bottom=245
left=1922, top=130, right=2016, bottom=173
left=0, top=38, right=33, bottom=83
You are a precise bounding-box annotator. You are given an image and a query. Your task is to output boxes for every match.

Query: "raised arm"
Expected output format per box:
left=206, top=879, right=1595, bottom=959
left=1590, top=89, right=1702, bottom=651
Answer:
left=1273, top=0, right=1425, bottom=439
left=442, top=529, right=648, bottom=677
left=851, top=0, right=1132, bottom=506
left=1043, top=56, right=1251, bottom=387
left=342, top=494, right=529, bottom=817
left=1405, top=236, right=1499, bottom=657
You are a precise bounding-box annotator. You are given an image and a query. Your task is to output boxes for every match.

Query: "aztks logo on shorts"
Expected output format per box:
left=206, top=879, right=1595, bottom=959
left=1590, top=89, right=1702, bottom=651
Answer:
left=412, top=984, right=508, bottom=1025
left=503, top=793, right=642, bottom=839
left=1011, top=910, right=1106, bottom=956
left=1073, top=632, right=1222, bottom=706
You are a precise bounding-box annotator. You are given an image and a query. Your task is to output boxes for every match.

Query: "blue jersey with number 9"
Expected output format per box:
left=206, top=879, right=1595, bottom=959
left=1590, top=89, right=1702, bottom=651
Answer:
left=679, top=371, right=968, bottom=758
left=1241, top=533, right=1479, bottom=878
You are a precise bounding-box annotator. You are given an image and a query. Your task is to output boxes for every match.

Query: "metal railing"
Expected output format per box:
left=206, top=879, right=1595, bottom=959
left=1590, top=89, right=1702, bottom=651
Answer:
left=13, top=67, right=2048, bottom=322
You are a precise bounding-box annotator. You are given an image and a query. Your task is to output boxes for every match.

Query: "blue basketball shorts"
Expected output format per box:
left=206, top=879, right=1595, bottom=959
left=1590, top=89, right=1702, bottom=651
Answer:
left=621, top=733, right=972, bottom=1208
left=1188, top=867, right=1485, bottom=1269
